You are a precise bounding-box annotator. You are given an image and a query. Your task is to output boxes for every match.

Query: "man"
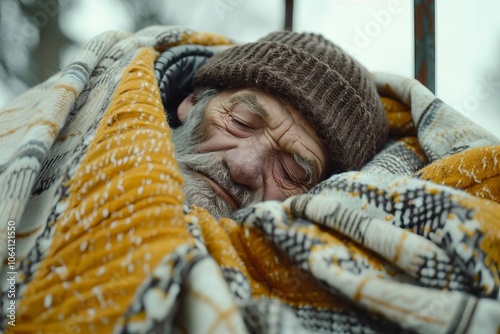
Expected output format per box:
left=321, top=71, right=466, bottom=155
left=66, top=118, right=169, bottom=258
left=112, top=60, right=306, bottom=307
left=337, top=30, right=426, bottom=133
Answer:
left=171, top=31, right=388, bottom=219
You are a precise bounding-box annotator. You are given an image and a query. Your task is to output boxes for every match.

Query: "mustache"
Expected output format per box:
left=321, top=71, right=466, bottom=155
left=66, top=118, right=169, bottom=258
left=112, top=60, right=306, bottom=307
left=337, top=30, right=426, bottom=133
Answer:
left=176, top=151, right=256, bottom=209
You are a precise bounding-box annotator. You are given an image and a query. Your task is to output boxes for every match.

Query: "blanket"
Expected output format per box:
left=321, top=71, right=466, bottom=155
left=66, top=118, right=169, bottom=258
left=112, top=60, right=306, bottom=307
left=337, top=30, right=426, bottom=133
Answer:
left=0, top=25, right=499, bottom=334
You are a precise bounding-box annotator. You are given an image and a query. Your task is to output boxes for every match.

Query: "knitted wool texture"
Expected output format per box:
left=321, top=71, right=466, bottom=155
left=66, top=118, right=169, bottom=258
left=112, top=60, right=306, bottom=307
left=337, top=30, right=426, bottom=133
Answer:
left=194, top=31, right=388, bottom=176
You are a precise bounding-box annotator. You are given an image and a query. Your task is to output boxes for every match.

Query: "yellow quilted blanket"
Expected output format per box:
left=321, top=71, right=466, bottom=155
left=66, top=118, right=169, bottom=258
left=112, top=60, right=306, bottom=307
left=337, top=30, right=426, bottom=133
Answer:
left=0, top=26, right=499, bottom=334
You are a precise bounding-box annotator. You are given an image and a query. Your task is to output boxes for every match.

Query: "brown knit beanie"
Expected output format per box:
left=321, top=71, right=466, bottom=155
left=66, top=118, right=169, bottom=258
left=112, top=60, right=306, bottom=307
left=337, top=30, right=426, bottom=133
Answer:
left=194, top=31, right=388, bottom=176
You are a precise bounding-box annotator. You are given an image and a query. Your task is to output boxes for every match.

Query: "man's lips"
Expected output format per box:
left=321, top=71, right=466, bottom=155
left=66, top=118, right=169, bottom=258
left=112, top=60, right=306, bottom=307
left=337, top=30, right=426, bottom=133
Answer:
left=197, top=172, right=240, bottom=210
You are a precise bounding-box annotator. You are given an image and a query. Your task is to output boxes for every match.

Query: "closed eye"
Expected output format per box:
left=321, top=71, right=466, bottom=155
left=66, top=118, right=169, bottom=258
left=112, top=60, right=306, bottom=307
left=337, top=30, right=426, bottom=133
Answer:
left=277, top=153, right=308, bottom=186
left=230, top=114, right=253, bottom=130
left=226, top=114, right=255, bottom=137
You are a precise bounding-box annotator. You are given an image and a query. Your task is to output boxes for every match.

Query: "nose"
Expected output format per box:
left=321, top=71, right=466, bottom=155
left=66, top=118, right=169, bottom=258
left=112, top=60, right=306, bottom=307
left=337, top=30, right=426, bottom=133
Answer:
left=223, top=141, right=268, bottom=191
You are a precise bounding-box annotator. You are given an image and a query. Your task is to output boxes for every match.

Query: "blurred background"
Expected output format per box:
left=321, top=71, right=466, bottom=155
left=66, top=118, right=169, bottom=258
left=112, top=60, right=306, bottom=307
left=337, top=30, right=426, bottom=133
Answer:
left=0, top=0, right=499, bottom=137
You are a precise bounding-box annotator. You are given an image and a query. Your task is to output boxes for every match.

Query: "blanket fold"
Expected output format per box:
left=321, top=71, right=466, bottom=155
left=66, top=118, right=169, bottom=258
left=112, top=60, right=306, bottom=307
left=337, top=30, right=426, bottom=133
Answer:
left=0, top=26, right=499, bottom=334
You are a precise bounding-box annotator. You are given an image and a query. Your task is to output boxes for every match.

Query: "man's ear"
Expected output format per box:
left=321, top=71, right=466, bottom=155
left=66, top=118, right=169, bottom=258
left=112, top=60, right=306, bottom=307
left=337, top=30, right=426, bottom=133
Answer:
left=177, top=92, right=195, bottom=123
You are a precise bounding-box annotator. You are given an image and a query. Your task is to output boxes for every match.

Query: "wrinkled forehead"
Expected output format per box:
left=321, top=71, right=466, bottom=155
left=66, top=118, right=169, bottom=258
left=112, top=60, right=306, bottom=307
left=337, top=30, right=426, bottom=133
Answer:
left=228, top=88, right=328, bottom=176
left=234, top=88, right=323, bottom=139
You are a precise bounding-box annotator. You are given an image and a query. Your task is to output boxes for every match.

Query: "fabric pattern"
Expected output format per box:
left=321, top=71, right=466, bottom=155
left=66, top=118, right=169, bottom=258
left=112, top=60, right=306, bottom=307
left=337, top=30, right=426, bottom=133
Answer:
left=0, top=26, right=499, bottom=334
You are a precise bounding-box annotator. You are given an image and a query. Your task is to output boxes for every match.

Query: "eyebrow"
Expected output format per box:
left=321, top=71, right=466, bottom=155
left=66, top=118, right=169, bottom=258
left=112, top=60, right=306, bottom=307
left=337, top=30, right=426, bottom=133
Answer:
left=294, top=153, right=319, bottom=186
left=230, top=92, right=320, bottom=186
left=229, top=93, right=269, bottom=118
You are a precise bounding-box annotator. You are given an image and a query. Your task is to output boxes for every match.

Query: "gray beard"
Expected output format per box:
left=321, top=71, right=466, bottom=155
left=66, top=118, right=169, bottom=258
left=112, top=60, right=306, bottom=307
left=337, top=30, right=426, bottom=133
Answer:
left=171, top=89, right=259, bottom=220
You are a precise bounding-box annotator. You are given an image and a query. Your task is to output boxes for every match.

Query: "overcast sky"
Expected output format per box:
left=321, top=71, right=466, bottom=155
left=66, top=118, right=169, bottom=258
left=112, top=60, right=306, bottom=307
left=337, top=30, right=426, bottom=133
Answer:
left=1, top=0, right=499, bottom=138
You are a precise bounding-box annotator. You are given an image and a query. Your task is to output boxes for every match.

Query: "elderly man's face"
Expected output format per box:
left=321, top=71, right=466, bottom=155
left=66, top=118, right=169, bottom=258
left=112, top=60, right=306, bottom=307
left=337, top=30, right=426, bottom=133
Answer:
left=172, top=88, right=327, bottom=219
